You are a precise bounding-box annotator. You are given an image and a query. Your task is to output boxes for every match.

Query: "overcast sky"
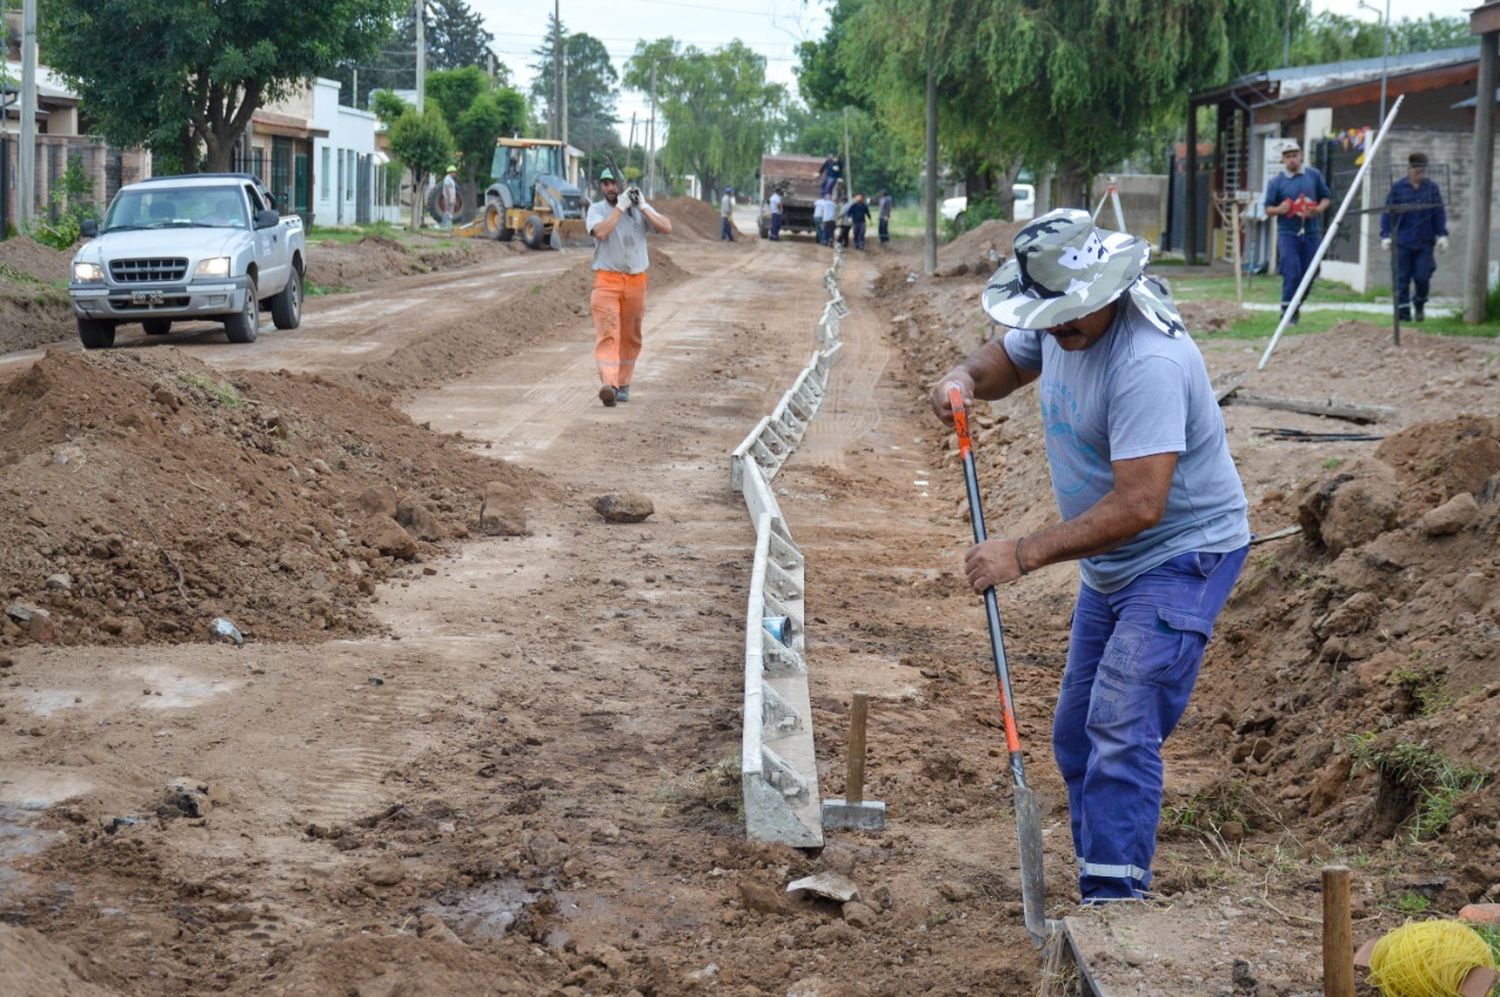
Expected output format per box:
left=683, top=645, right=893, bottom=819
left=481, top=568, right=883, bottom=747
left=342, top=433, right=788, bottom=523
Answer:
left=465, top=0, right=1480, bottom=144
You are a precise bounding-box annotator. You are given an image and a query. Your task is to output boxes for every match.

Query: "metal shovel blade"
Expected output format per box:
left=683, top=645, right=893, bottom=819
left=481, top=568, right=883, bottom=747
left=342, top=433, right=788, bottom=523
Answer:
left=1013, top=783, right=1048, bottom=945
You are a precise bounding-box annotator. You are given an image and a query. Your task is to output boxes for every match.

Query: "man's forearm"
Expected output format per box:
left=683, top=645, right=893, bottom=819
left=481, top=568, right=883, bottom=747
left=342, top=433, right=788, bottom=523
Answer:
left=643, top=206, right=672, bottom=234
left=1020, top=488, right=1161, bottom=571
left=592, top=208, right=623, bottom=239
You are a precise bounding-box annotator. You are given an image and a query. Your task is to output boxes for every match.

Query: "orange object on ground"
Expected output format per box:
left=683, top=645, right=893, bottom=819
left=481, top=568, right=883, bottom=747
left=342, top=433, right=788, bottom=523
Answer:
left=1459, top=903, right=1500, bottom=925
left=592, top=270, right=648, bottom=389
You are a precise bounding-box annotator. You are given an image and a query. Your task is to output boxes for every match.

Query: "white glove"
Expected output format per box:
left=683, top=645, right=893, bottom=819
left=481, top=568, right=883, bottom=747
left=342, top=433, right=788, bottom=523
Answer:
left=1380, top=237, right=1391, bottom=251
left=625, top=187, right=644, bottom=209
left=1437, top=235, right=1449, bottom=252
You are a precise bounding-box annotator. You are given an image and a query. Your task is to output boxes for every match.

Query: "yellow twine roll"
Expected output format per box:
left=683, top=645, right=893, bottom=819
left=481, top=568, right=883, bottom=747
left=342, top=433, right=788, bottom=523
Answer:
left=1366, top=920, right=1498, bottom=997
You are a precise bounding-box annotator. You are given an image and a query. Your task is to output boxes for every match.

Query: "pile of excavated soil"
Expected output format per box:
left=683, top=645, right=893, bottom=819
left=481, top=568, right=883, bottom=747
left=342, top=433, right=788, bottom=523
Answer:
left=0, top=349, right=540, bottom=649
left=937, top=218, right=1026, bottom=275
left=651, top=196, right=744, bottom=241
left=351, top=249, right=689, bottom=395
left=0, top=236, right=73, bottom=284
left=308, top=234, right=491, bottom=290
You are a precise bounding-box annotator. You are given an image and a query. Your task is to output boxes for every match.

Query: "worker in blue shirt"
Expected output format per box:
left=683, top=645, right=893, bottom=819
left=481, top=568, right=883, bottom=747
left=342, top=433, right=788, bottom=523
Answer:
left=1380, top=152, right=1449, bottom=323
left=1263, top=140, right=1331, bottom=324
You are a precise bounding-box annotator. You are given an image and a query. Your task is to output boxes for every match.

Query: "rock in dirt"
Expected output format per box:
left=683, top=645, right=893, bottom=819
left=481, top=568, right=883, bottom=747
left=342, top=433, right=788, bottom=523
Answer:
left=590, top=492, right=654, bottom=524
left=1297, top=463, right=1398, bottom=555
left=364, top=856, right=406, bottom=887
left=738, top=880, right=784, bottom=914
left=417, top=912, right=465, bottom=945
left=1315, top=592, right=1381, bottom=639
left=5, top=603, right=55, bottom=644
left=1417, top=491, right=1479, bottom=536
left=786, top=871, right=859, bottom=903
left=44, top=573, right=72, bottom=591
left=841, top=900, right=878, bottom=929
left=480, top=480, right=528, bottom=536
left=361, top=517, right=418, bottom=560
left=160, top=778, right=211, bottom=818
left=397, top=500, right=443, bottom=542
left=522, top=829, right=569, bottom=868
left=356, top=484, right=399, bottom=520
left=1459, top=903, right=1500, bottom=925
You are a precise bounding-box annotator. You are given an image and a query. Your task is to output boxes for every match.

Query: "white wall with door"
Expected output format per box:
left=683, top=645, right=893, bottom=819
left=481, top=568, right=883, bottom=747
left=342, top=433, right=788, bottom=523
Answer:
left=310, top=78, right=378, bottom=227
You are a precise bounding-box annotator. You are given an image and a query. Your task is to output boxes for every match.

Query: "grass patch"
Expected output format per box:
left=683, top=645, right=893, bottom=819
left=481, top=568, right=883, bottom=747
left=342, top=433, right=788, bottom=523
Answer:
left=177, top=372, right=242, bottom=409
left=1322, top=457, right=1344, bottom=470
left=1389, top=663, right=1452, bottom=718
left=1474, top=923, right=1500, bottom=964
left=886, top=204, right=952, bottom=241
left=1393, top=891, right=1431, bottom=915
left=304, top=280, right=351, bottom=297
left=1204, top=307, right=1500, bottom=342
left=1171, top=273, right=1375, bottom=306
left=309, top=219, right=406, bottom=245
left=655, top=755, right=742, bottom=819
left=1348, top=737, right=1489, bottom=841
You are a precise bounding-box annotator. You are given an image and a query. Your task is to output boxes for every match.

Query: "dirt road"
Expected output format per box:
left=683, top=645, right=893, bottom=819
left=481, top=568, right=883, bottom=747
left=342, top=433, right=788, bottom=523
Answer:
left=5, top=224, right=1499, bottom=995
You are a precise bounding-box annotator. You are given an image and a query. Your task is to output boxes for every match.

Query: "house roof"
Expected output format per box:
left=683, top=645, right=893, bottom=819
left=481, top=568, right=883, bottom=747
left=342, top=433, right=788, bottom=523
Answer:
left=1192, top=46, right=1479, bottom=106
left=2, top=60, right=80, bottom=103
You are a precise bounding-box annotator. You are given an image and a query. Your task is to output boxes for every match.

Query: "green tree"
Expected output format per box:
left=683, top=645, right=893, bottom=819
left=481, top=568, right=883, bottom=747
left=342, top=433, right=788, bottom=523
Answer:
left=389, top=106, right=454, bottom=229
left=530, top=15, right=620, bottom=154
left=332, top=0, right=505, bottom=109
left=42, top=0, right=403, bottom=172
left=1285, top=11, right=1474, bottom=67
left=370, top=89, right=412, bottom=124
left=626, top=39, right=785, bottom=200
left=426, top=66, right=527, bottom=213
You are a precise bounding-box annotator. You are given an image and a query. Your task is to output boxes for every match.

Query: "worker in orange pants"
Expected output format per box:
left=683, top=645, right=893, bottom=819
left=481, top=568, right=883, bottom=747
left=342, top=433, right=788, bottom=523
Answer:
left=592, top=271, right=647, bottom=399
left=585, top=168, right=672, bottom=406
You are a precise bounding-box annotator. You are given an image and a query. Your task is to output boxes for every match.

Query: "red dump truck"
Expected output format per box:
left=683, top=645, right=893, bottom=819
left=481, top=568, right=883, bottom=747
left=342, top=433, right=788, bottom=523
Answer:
left=757, top=154, right=826, bottom=239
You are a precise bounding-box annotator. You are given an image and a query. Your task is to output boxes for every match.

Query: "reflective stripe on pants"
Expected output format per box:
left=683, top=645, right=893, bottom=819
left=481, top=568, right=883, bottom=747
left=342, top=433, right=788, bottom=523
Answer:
left=592, top=269, right=648, bottom=389
left=1053, top=546, right=1248, bottom=901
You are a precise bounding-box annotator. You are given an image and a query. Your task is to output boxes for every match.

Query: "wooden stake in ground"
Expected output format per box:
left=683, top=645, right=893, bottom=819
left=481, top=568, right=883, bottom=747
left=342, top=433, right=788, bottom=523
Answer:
left=821, top=691, right=886, bottom=831
left=1322, top=864, right=1354, bottom=997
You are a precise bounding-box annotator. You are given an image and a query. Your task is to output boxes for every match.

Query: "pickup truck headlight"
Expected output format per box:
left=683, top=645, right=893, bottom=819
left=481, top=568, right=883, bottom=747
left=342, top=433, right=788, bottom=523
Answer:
left=72, top=262, right=104, bottom=282
left=194, top=257, right=231, bottom=278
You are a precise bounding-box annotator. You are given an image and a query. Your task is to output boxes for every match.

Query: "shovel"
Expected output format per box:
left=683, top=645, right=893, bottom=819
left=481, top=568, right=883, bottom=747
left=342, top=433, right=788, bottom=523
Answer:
left=946, top=383, right=1049, bottom=946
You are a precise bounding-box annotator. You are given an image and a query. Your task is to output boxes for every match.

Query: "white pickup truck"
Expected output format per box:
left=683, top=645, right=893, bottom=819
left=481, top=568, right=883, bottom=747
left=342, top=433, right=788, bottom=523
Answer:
left=69, top=173, right=306, bottom=348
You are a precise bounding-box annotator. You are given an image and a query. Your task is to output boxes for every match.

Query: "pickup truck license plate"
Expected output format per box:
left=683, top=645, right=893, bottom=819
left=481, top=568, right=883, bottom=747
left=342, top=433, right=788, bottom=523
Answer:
left=131, top=290, right=165, bottom=306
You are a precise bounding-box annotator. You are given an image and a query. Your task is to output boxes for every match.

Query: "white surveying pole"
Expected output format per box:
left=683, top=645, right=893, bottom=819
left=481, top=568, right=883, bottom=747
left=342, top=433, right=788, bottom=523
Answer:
left=414, top=0, right=426, bottom=111
left=20, top=0, right=38, bottom=228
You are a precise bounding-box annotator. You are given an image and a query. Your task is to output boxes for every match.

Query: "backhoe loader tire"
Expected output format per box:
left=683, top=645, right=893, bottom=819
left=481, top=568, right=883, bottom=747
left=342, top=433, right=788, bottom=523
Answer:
left=483, top=200, right=513, bottom=241
left=522, top=214, right=546, bottom=250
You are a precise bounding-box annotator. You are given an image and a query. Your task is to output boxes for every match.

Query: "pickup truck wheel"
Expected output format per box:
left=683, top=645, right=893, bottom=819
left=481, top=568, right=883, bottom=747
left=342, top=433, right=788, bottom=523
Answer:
left=77, top=317, right=116, bottom=349
left=521, top=214, right=546, bottom=249
left=224, top=279, right=260, bottom=343
left=271, top=267, right=302, bottom=330
left=142, top=319, right=172, bottom=335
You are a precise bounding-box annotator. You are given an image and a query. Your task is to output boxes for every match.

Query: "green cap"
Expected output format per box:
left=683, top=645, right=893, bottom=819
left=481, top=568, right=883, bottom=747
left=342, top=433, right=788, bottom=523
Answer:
left=446, top=164, right=457, bottom=173
left=599, top=167, right=618, bottom=181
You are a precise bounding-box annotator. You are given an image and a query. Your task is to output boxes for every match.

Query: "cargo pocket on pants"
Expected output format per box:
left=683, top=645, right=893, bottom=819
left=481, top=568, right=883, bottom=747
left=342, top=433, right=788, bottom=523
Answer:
left=1148, top=608, right=1214, bottom=686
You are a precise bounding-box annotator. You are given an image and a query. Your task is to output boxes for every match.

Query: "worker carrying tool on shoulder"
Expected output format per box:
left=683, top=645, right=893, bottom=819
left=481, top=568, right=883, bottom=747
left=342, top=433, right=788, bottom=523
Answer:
left=587, top=167, right=672, bottom=407
left=930, top=208, right=1251, bottom=902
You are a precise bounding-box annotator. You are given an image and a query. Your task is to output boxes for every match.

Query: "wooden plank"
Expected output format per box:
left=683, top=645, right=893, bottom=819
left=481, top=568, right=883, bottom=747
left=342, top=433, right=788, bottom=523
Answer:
left=1322, top=865, right=1355, bottom=997
left=1223, top=391, right=1396, bottom=424
left=1213, top=370, right=1251, bottom=403
left=1251, top=524, right=1303, bottom=545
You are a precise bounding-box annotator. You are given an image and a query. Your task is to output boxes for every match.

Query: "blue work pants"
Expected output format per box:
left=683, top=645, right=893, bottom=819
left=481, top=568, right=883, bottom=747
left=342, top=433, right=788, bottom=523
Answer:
left=852, top=221, right=866, bottom=249
left=1395, top=244, right=1436, bottom=310
left=770, top=212, right=783, bottom=240
left=721, top=217, right=735, bottom=241
left=1277, top=229, right=1319, bottom=309
left=1053, top=546, right=1248, bottom=901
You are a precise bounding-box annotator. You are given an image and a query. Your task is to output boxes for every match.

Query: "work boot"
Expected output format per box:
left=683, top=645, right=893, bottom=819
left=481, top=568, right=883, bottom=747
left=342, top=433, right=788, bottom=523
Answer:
left=1398, top=306, right=1412, bottom=322
left=598, top=385, right=617, bottom=407
left=616, top=385, right=630, bottom=403
left=1414, top=302, right=1425, bottom=322
left=1280, top=304, right=1299, bottom=326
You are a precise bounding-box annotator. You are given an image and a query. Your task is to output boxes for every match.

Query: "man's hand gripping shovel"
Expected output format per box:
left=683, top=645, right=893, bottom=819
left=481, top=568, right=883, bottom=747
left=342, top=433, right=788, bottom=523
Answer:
left=946, top=383, right=1053, bottom=947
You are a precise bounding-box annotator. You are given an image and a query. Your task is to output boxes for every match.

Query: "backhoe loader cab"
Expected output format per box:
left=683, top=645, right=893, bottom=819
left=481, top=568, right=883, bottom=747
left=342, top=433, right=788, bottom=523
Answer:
left=482, top=138, right=586, bottom=249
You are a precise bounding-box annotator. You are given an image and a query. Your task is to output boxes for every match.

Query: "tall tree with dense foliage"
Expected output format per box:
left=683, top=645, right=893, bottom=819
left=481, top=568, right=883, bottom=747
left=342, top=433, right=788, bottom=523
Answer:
left=1286, top=11, right=1473, bottom=66
left=530, top=15, right=620, bottom=154
left=626, top=39, right=785, bottom=199
left=42, top=0, right=403, bottom=172
left=332, top=0, right=505, bottom=108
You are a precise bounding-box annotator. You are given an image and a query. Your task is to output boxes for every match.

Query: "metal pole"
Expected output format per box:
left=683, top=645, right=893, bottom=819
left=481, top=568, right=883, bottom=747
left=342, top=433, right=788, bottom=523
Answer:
left=923, top=1, right=938, bottom=276
left=414, top=0, right=425, bottom=112
left=648, top=62, right=658, bottom=197
left=1465, top=30, right=1497, bottom=323
left=1379, top=0, right=1390, bottom=125
left=1259, top=95, right=1405, bottom=370
left=1186, top=101, right=1199, bottom=265
left=560, top=26, right=569, bottom=147
left=552, top=0, right=562, bottom=140
left=843, top=106, right=853, bottom=198
left=20, top=0, right=37, bottom=229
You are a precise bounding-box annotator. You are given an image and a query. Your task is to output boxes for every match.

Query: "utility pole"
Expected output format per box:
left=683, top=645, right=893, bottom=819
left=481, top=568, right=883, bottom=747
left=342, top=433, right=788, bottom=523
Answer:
left=414, top=0, right=425, bottom=111
left=1465, top=27, right=1497, bottom=323
left=923, top=2, right=938, bottom=276
left=553, top=0, right=563, bottom=141
left=20, top=0, right=37, bottom=228
left=647, top=61, right=659, bottom=197
left=843, top=106, right=853, bottom=199
left=352, top=68, right=359, bottom=108
left=561, top=35, right=569, bottom=147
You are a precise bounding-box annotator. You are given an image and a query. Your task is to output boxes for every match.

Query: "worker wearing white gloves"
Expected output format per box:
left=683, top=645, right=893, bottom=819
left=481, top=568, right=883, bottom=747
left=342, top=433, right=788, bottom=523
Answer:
left=1379, top=152, right=1448, bottom=323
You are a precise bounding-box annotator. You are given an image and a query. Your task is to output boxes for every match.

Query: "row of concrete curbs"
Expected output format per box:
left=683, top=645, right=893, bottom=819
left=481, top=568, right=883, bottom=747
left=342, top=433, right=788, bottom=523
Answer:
left=728, top=249, right=847, bottom=847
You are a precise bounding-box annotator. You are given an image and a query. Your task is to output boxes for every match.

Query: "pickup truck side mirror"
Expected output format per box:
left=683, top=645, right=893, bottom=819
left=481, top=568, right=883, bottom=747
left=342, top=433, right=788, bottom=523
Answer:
left=255, top=208, right=279, bottom=229
left=80, top=219, right=98, bottom=238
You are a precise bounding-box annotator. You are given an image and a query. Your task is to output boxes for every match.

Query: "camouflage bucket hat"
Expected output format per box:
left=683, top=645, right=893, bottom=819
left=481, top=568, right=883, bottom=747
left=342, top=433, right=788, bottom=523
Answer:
left=981, top=209, right=1183, bottom=336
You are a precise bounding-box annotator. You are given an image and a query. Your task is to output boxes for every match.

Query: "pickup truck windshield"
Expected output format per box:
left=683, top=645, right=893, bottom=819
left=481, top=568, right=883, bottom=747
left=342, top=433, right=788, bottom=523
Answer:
left=103, top=187, right=249, bottom=231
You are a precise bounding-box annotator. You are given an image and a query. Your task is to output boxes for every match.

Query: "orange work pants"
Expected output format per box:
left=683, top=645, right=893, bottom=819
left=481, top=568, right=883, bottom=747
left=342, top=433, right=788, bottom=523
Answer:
left=592, top=270, right=648, bottom=389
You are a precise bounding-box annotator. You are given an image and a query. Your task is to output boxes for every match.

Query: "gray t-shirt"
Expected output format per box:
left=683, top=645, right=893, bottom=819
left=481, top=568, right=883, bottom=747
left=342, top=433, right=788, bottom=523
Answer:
left=587, top=198, right=650, bottom=275
left=1002, top=301, right=1249, bottom=593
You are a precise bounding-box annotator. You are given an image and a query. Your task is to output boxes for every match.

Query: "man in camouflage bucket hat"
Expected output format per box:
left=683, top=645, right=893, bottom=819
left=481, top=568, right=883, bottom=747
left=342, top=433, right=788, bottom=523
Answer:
left=931, top=208, right=1251, bottom=903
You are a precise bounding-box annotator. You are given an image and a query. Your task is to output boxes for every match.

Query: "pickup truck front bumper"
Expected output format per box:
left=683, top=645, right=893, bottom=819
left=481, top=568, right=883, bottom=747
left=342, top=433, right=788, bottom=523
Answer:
left=69, top=275, right=252, bottom=322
